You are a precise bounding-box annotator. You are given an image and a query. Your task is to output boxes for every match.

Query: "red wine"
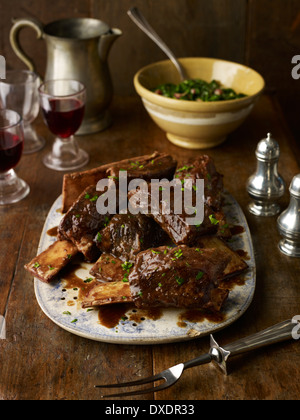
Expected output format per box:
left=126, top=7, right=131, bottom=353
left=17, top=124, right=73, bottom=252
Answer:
left=0, top=132, right=23, bottom=173
left=42, top=99, right=85, bottom=138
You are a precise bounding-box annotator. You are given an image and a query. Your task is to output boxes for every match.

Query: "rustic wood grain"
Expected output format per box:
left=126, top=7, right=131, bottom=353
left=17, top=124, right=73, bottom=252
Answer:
left=0, top=0, right=299, bottom=401
left=2, top=0, right=300, bottom=144
left=2, top=0, right=247, bottom=96
left=92, top=0, right=247, bottom=96
left=1, top=0, right=92, bottom=77
left=245, top=0, right=300, bottom=147
left=0, top=94, right=300, bottom=400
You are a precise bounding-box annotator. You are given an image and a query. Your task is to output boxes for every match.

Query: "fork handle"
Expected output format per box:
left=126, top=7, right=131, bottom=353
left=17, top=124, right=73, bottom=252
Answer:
left=223, top=319, right=297, bottom=357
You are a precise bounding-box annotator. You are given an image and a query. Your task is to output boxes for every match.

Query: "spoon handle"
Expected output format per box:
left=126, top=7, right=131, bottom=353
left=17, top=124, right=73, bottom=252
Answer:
left=127, top=7, right=187, bottom=81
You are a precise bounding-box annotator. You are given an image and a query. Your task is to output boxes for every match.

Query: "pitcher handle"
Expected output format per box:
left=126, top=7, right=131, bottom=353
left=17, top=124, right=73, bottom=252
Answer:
left=10, top=17, right=44, bottom=76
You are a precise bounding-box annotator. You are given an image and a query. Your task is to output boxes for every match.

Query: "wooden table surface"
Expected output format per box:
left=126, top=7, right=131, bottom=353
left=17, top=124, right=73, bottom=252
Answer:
left=1, top=93, right=300, bottom=401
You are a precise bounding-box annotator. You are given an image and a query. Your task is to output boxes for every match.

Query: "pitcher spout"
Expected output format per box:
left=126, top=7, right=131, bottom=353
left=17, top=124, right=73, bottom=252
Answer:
left=99, top=28, right=122, bottom=61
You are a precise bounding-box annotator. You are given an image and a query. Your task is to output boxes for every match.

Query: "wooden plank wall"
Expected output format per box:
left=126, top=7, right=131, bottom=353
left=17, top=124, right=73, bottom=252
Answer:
left=1, top=0, right=300, bottom=142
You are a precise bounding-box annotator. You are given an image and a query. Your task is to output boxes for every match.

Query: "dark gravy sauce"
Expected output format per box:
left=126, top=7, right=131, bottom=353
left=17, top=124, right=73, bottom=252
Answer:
left=177, top=309, right=226, bottom=328
left=98, top=304, right=163, bottom=329
left=230, top=225, right=245, bottom=236
left=47, top=226, right=58, bottom=237
left=61, top=262, right=96, bottom=302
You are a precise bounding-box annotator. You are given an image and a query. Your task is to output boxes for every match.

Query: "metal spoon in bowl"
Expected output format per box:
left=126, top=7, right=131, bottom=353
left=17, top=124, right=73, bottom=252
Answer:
left=127, top=7, right=187, bottom=81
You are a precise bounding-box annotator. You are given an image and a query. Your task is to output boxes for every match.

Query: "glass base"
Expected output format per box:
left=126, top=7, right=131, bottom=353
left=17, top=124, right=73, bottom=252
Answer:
left=0, top=169, right=30, bottom=205
left=23, top=123, right=45, bottom=154
left=43, top=136, right=89, bottom=172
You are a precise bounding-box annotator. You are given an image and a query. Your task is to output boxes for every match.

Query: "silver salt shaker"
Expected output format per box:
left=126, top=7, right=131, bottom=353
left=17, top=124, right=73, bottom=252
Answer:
left=277, top=174, right=300, bottom=257
left=247, top=132, right=285, bottom=216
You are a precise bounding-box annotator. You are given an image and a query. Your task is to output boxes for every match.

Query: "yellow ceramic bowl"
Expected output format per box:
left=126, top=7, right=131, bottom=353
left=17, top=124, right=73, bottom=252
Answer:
left=134, top=57, right=265, bottom=149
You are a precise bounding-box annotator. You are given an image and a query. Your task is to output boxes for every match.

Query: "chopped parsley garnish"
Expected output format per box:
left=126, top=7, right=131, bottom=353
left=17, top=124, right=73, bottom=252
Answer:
left=196, top=271, right=204, bottom=280
left=176, top=165, right=194, bottom=172
left=154, top=79, right=246, bottom=102
left=175, top=276, right=185, bottom=286
left=90, top=195, right=99, bottom=202
left=121, top=261, right=133, bottom=271
left=209, top=214, right=219, bottom=225
left=173, top=249, right=183, bottom=259
left=122, top=274, right=129, bottom=283
left=103, top=216, right=110, bottom=227
left=96, top=232, right=102, bottom=242
left=33, top=262, right=40, bottom=268
left=130, top=161, right=140, bottom=169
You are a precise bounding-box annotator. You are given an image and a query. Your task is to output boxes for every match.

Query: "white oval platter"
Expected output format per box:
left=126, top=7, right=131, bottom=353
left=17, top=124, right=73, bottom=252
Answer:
left=34, top=192, right=256, bottom=345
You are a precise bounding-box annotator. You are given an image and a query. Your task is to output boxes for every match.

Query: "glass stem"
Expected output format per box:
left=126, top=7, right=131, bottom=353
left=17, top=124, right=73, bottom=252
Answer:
left=51, top=136, right=79, bottom=161
left=0, top=169, right=18, bottom=195
left=0, top=169, right=16, bottom=185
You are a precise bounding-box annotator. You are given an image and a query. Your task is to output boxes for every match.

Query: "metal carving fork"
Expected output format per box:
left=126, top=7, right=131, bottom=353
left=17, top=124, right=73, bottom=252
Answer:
left=95, top=319, right=299, bottom=398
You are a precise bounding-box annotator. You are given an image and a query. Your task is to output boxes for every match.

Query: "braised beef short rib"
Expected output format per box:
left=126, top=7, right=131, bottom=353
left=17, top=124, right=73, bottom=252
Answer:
left=58, top=185, right=111, bottom=262
left=107, top=151, right=177, bottom=185
left=128, top=185, right=229, bottom=245
left=129, top=245, right=231, bottom=310
left=174, top=155, right=223, bottom=211
left=95, top=213, right=169, bottom=263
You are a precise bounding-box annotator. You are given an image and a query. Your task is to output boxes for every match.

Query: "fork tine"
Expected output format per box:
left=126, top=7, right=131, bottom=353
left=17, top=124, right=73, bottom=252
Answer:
left=95, top=371, right=164, bottom=389
left=95, top=363, right=185, bottom=398
left=100, top=381, right=171, bottom=399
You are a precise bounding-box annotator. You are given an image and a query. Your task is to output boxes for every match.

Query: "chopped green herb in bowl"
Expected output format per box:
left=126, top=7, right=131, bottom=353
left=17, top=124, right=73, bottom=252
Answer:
left=154, top=79, right=246, bottom=102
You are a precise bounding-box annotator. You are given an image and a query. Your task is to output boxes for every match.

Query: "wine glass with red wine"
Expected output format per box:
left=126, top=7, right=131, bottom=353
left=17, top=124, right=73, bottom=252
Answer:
left=0, top=70, right=45, bottom=154
left=0, top=109, right=30, bottom=205
left=38, top=80, right=89, bottom=171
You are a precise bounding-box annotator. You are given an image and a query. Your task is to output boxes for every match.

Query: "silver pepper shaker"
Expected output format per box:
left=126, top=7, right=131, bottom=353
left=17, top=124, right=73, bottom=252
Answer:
left=247, top=132, right=285, bottom=216
left=277, top=174, right=300, bottom=257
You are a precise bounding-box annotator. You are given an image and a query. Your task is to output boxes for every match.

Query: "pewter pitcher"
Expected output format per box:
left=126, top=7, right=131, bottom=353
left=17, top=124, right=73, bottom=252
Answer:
left=10, top=17, right=122, bottom=134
